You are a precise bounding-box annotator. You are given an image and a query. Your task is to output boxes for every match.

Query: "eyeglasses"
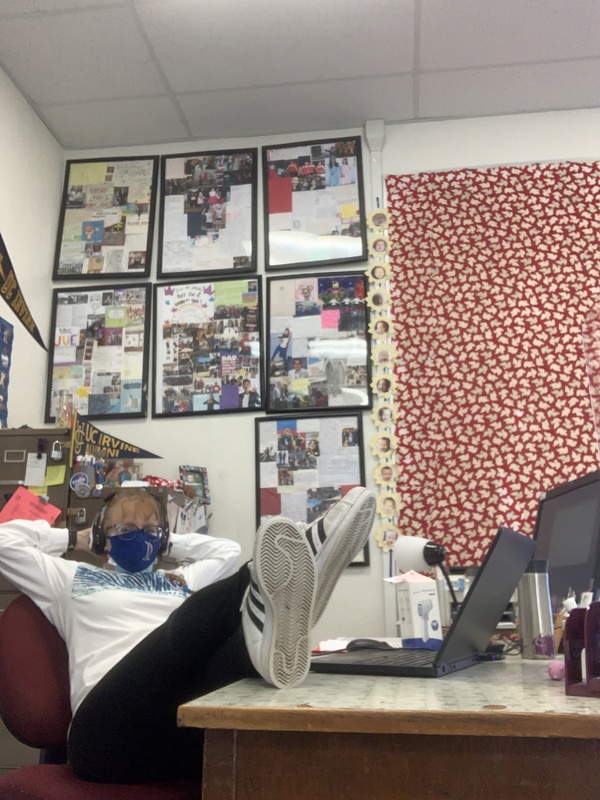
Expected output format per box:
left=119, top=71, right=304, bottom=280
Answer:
left=106, top=524, right=164, bottom=540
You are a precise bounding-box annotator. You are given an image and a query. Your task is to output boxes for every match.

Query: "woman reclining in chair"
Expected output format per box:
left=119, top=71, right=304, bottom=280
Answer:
left=0, top=486, right=375, bottom=784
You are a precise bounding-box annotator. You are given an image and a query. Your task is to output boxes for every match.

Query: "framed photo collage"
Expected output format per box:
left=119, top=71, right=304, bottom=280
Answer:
left=46, top=137, right=372, bottom=553
left=45, top=137, right=371, bottom=422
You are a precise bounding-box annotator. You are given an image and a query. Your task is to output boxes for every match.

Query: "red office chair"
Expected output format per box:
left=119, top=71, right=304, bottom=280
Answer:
left=0, top=595, right=200, bottom=800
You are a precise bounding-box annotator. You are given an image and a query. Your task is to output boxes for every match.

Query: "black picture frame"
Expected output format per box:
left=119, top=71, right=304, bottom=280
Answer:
left=45, top=283, right=151, bottom=421
left=265, top=270, right=371, bottom=413
left=153, top=277, right=264, bottom=417
left=255, top=412, right=369, bottom=566
left=262, top=135, right=367, bottom=271
left=52, top=156, right=159, bottom=280
left=158, top=148, right=258, bottom=279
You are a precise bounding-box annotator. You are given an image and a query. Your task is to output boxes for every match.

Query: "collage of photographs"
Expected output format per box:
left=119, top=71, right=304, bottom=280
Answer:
left=45, top=285, right=149, bottom=421
left=255, top=414, right=368, bottom=564
left=54, top=157, right=157, bottom=279
left=263, top=136, right=367, bottom=269
left=267, top=272, right=370, bottom=412
left=154, top=279, right=262, bottom=416
left=159, top=149, right=256, bottom=276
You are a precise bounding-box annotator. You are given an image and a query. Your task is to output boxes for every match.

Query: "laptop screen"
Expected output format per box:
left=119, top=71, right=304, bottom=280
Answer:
left=532, top=471, right=600, bottom=612
left=435, top=527, right=535, bottom=665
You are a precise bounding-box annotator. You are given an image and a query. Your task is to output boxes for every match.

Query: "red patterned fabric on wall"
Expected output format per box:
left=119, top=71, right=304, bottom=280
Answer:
left=385, top=161, right=600, bottom=564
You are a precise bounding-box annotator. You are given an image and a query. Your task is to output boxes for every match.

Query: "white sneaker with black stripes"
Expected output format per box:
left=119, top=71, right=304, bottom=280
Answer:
left=301, top=486, right=376, bottom=624
left=242, top=516, right=316, bottom=689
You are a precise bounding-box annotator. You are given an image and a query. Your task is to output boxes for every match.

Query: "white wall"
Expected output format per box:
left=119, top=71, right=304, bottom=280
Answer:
left=383, top=108, right=600, bottom=174
left=6, top=66, right=600, bottom=643
left=0, top=68, right=64, bottom=427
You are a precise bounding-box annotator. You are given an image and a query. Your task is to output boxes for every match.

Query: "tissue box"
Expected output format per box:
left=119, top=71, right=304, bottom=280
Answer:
left=395, top=570, right=442, bottom=649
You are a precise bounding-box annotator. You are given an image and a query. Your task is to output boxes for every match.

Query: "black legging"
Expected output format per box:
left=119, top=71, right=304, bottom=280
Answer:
left=68, top=563, right=256, bottom=783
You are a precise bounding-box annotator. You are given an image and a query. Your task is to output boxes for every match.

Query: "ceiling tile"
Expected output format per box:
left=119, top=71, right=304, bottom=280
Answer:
left=39, top=96, right=189, bottom=149
left=0, top=6, right=165, bottom=104
left=178, top=75, right=413, bottom=140
left=419, top=60, right=600, bottom=119
left=137, top=0, right=414, bottom=92
left=0, top=0, right=598, bottom=150
left=420, top=0, right=600, bottom=69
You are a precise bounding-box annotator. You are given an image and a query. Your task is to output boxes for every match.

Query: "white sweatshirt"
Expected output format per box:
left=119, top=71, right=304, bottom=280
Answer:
left=0, top=520, right=241, bottom=714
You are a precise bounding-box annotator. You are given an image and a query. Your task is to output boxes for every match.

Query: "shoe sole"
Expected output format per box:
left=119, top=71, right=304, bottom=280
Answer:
left=311, top=488, right=376, bottom=624
left=254, top=518, right=316, bottom=688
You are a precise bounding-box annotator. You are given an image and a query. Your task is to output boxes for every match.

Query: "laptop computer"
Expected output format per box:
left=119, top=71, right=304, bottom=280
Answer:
left=311, top=526, right=535, bottom=678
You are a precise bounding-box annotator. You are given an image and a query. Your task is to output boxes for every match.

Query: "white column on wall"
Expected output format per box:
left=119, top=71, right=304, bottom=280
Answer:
left=364, top=119, right=385, bottom=209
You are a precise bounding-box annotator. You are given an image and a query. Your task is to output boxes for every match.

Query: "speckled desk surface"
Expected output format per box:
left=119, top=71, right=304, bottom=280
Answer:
left=178, top=659, right=600, bottom=739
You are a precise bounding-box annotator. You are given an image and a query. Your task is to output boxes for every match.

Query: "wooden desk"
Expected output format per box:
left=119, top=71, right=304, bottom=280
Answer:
left=178, top=660, right=600, bottom=800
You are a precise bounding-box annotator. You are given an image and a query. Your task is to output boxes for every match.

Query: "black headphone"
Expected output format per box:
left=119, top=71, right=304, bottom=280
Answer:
left=89, top=490, right=170, bottom=555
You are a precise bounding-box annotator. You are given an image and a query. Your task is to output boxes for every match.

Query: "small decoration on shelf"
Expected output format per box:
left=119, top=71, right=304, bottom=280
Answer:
left=179, top=465, right=211, bottom=505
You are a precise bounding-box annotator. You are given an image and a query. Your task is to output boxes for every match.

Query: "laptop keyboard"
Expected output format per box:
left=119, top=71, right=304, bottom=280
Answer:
left=346, top=649, right=437, bottom=666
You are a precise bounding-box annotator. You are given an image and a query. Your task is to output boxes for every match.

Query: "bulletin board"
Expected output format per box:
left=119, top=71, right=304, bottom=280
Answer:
left=385, top=161, right=600, bottom=564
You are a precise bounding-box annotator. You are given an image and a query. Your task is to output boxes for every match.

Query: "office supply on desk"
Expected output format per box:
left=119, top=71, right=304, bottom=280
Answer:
left=346, top=638, right=394, bottom=651
left=311, top=527, right=535, bottom=678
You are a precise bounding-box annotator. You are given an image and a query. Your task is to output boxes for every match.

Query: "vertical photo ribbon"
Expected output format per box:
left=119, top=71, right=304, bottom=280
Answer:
left=0, top=232, right=47, bottom=350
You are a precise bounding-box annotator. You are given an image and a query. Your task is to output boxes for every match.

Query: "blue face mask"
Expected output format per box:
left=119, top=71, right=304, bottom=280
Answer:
left=108, top=530, right=162, bottom=573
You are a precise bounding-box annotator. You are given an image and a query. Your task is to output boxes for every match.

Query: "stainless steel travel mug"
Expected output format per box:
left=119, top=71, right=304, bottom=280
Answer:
left=517, top=559, right=555, bottom=659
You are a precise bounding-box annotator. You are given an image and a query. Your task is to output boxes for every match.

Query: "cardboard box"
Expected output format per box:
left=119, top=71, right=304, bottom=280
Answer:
left=394, top=571, right=443, bottom=649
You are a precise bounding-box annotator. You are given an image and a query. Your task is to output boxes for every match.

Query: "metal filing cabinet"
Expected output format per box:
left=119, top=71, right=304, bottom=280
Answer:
left=0, top=425, right=72, bottom=600
left=0, top=427, right=71, bottom=522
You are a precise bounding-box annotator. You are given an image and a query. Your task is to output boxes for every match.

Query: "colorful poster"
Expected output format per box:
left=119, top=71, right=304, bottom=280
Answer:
left=255, top=413, right=368, bottom=565
left=45, top=284, right=150, bottom=421
left=159, top=149, right=257, bottom=277
left=263, top=136, right=367, bottom=270
left=267, top=271, right=370, bottom=412
left=53, top=157, right=158, bottom=279
left=154, top=278, right=263, bottom=416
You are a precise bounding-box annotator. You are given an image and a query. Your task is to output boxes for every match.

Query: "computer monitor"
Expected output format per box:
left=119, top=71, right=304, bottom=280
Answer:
left=533, top=470, right=600, bottom=612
